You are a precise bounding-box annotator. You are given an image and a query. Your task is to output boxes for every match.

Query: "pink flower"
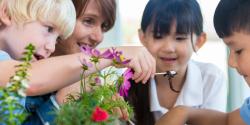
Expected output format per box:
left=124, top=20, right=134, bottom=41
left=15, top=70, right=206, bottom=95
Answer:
left=81, top=45, right=114, bottom=64
left=111, top=48, right=130, bottom=65
left=119, top=68, right=133, bottom=97
left=94, top=77, right=102, bottom=85
left=100, top=49, right=114, bottom=59
left=79, top=58, right=93, bottom=70
left=91, top=106, right=109, bottom=122
left=80, top=45, right=93, bottom=55
left=80, top=45, right=130, bottom=65
left=80, top=45, right=112, bottom=58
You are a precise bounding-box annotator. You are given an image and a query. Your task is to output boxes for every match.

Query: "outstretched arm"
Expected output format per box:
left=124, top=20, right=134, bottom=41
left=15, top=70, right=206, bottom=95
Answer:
left=0, top=53, right=112, bottom=95
left=0, top=46, right=155, bottom=96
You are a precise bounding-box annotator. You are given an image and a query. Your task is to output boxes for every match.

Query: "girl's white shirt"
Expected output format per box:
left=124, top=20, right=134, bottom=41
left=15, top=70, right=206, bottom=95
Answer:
left=150, top=60, right=227, bottom=121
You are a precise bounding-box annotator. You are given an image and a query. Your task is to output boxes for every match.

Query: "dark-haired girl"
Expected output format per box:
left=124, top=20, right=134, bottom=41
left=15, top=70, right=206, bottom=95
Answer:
left=125, top=0, right=227, bottom=124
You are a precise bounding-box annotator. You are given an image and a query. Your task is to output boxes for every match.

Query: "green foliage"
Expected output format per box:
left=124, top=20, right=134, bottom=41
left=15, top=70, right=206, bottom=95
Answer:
left=56, top=52, right=134, bottom=125
left=0, top=44, right=35, bottom=125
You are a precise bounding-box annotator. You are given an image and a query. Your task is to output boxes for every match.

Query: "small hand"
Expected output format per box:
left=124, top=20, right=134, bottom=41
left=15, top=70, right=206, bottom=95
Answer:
left=111, top=94, right=129, bottom=121
left=156, top=106, right=189, bottom=125
left=119, top=46, right=156, bottom=84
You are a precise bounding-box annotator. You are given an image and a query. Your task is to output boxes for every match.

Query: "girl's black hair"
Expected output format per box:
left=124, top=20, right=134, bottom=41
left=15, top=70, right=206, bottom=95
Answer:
left=125, top=80, right=155, bottom=125
left=214, top=0, right=250, bottom=38
left=141, top=0, right=203, bottom=38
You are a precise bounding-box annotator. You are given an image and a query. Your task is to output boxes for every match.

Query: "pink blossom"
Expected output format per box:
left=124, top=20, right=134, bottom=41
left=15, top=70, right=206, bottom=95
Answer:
left=80, top=58, right=93, bottom=70
left=94, top=77, right=102, bottom=85
left=111, top=48, right=130, bottom=65
left=80, top=45, right=93, bottom=56
left=100, top=49, right=114, bottom=59
left=80, top=45, right=130, bottom=65
left=119, top=68, right=133, bottom=97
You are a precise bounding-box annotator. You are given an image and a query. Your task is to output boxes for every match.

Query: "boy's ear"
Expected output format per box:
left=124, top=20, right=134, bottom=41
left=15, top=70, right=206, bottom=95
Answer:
left=0, top=2, right=11, bottom=26
left=138, top=29, right=146, bottom=46
left=194, top=32, right=207, bottom=51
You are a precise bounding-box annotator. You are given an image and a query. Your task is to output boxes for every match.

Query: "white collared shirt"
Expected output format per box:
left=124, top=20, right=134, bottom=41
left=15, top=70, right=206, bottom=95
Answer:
left=149, top=60, right=227, bottom=121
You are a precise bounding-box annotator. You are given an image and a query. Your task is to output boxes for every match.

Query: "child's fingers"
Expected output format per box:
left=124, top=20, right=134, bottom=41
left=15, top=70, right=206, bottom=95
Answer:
left=121, top=108, right=129, bottom=121
left=112, top=107, right=123, bottom=118
left=116, top=94, right=129, bottom=120
left=129, top=59, right=142, bottom=80
left=141, top=68, right=152, bottom=84
left=111, top=94, right=129, bottom=120
left=135, top=51, right=155, bottom=83
left=124, top=46, right=156, bottom=84
left=134, top=57, right=149, bottom=83
left=149, top=52, right=156, bottom=78
left=112, top=107, right=128, bottom=120
left=142, top=52, right=155, bottom=83
left=111, top=95, right=123, bottom=117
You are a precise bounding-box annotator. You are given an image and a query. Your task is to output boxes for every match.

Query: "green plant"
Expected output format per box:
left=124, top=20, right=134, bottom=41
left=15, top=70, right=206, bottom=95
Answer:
left=0, top=44, right=35, bottom=125
left=56, top=46, right=134, bottom=125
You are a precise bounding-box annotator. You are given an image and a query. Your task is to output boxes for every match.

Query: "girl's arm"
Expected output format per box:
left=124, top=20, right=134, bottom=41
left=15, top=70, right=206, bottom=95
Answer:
left=155, top=106, right=246, bottom=125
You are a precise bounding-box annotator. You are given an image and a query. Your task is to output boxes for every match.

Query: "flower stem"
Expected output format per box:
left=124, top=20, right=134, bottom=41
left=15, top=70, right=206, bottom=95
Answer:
left=80, top=71, right=87, bottom=93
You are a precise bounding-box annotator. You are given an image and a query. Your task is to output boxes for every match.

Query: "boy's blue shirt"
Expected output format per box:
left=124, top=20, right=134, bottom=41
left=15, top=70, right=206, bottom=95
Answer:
left=240, top=97, right=250, bottom=125
left=0, top=50, right=11, bottom=61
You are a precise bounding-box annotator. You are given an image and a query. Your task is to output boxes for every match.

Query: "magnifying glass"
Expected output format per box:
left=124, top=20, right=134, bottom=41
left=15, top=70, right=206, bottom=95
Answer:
left=155, top=71, right=180, bottom=93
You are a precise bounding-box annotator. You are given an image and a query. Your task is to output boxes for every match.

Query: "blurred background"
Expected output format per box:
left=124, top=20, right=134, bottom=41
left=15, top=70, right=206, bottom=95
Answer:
left=99, top=0, right=250, bottom=112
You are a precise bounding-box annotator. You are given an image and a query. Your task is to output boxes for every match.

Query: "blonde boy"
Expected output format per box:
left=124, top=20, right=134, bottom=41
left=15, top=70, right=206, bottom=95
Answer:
left=0, top=0, right=75, bottom=124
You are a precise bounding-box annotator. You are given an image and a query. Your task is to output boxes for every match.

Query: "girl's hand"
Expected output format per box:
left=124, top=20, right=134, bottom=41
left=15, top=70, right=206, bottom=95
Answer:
left=111, top=94, right=129, bottom=121
left=156, top=106, right=189, bottom=125
left=118, top=46, right=156, bottom=84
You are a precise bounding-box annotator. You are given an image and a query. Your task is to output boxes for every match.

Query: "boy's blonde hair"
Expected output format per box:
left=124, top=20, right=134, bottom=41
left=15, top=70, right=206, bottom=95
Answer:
left=0, top=0, right=76, bottom=39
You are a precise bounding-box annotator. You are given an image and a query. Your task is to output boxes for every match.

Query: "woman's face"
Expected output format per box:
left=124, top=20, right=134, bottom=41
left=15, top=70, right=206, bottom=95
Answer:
left=54, top=0, right=106, bottom=55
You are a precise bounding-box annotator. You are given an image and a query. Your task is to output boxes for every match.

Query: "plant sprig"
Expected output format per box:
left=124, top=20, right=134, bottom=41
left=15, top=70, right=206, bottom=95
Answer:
left=0, top=43, right=35, bottom=125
